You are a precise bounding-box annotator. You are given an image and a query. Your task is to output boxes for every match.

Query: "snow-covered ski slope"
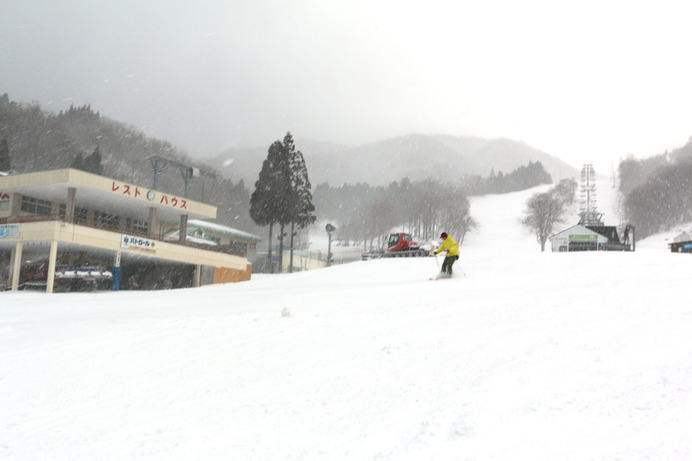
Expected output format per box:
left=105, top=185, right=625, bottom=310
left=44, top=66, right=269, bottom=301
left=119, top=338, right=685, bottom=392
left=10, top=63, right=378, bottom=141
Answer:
left=2, top=181, right=691, bottom=461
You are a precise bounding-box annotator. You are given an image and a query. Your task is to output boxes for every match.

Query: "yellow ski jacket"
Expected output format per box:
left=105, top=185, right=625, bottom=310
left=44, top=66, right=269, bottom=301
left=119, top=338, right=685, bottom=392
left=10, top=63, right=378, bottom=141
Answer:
left=434, top=235, right=459, bottom=257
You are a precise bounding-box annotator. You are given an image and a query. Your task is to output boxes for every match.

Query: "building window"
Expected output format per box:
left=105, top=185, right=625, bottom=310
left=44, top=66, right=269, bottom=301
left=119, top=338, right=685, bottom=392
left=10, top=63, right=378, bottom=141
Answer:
left=0, top=200, right=8, bottom=211
left=96, top=211, right=120, bottom=228
left=74, top=207, right=88, bottom=223
left=59, top=205, right=89, bottom=223
left=21, top=195, right=52, bottom=215
left=132, top=219, right=148, bottom=233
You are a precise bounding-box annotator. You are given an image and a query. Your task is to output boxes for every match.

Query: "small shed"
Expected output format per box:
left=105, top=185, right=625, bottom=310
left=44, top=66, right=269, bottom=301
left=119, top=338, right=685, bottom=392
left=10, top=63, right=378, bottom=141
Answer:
left=550, top=224, right=609, bottom=252
left=669, top=241, right=692, bottom=253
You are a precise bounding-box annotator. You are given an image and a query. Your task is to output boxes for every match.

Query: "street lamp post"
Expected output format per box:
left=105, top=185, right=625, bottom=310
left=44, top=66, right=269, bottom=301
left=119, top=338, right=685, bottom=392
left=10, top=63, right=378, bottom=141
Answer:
left=325, top=223, right=335, bottom=267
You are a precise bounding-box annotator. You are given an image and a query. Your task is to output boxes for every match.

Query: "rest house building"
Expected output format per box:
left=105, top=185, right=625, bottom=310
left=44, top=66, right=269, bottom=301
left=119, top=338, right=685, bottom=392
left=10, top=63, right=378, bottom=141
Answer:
left=0, top=169, right=255, bottom=293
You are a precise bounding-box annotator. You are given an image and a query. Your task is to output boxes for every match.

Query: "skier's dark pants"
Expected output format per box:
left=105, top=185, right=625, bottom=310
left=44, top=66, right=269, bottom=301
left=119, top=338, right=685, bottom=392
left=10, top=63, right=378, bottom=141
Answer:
left=442, top=255, right=458, bottom=275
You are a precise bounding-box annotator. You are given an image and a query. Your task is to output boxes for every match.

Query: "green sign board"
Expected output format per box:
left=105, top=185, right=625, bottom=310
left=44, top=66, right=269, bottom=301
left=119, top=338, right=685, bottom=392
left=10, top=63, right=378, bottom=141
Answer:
left=568, top=234, right=598, bottom=241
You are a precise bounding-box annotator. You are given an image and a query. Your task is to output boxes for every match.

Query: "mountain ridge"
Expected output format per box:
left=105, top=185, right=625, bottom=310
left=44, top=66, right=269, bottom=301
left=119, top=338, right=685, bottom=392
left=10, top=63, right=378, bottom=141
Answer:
left=209, top=133, right=581, bottom=186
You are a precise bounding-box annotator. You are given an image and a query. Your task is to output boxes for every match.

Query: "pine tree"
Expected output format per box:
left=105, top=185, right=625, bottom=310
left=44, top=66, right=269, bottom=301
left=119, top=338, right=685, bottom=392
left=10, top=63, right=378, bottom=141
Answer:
left=0, top=138, right=11, bottom=172
left=250, top=140, right=292, bottom=273
left=275, top=135, right=294, bottom=271
left=250, top=132, right=316, bottom=273
left=286, top=136, right=316, bottom=272
left=84, top=145, right=104, bottom=175
left=71, top=153, right=85, bottom=170
left=70, top=146, right=103, bottom=175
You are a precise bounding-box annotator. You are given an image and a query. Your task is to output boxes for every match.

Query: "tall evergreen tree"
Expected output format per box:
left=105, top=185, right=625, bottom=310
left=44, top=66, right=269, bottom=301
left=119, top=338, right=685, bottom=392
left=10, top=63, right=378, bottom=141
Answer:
left=70, top=146, right=103, bottom=175
left=84, top=145, right=104, bottom=175
left=286, top=136, right=316, bottom=272
left=0, top=137, right=10, bottom=172
left=71, top=152, right=85, bottom=170
left=250, top=132, right=316, bottom=273
left=250, top=140, right=292, bottom=273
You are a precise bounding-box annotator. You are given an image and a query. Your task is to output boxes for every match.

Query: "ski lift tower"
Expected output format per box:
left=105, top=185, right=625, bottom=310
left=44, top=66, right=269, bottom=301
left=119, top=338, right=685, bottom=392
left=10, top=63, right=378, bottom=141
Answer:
left=578, top=163, right=603, bottom=226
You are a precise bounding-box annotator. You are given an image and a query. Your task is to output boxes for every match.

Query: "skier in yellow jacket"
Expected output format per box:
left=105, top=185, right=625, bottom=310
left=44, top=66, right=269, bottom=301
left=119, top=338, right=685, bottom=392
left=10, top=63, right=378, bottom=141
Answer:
left=433, top=232, right=459, bottom=278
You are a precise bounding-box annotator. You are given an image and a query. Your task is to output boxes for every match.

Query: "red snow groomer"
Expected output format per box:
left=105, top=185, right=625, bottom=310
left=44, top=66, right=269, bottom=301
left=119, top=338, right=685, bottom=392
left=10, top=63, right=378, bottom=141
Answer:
left=384, top=232, right=429, bottom=257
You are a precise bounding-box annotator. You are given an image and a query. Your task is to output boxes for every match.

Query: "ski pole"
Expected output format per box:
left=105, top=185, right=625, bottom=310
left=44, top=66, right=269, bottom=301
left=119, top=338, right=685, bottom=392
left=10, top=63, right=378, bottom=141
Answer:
left=457, top=260, right=466, bottom=276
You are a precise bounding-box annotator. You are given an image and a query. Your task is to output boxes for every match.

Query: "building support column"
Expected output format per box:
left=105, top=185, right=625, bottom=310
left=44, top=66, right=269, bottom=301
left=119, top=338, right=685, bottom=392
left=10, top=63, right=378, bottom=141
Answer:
left=179, top=214, right=188, bottom=244
left=65, top=187, right=76, bottom=223
left=10, top=241, right=22, bottom=291
left=147, top=207, right=158, bottom=239
left=11, top=193, right=22, bottom=217
left=193, top=264, right=201, bottom=287
left=46, top=239, right=58, bottom=294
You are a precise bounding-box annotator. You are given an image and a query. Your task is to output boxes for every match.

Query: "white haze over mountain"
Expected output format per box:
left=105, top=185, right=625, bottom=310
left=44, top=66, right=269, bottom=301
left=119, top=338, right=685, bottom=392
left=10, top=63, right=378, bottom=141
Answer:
left=2, top=1, right=691, bottom=176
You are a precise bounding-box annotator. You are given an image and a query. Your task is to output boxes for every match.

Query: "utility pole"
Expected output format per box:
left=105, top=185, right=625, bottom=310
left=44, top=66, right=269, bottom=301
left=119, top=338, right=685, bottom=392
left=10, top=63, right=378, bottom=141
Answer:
left=147, top=155, right=216, bottom=198
left=325, top=223, right=335, bottom=266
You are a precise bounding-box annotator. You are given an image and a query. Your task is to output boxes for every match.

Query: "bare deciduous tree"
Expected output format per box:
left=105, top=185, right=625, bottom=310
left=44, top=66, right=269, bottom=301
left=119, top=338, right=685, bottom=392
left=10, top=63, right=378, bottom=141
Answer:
left=521, top=179, right=576, bottom=251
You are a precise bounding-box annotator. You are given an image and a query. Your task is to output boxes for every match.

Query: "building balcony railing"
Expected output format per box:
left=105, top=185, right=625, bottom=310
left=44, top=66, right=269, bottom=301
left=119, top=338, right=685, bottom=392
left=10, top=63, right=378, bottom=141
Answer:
left=0, top=215, right=246, bottom=258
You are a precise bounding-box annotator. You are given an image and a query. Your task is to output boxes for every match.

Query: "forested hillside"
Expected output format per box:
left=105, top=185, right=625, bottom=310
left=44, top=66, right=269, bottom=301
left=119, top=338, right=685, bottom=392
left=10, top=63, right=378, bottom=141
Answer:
left=315, top=161, right=553, bottom=248
left=619, top=137, right=692, bottom=238
left=0, top=94, right=259, bottom=234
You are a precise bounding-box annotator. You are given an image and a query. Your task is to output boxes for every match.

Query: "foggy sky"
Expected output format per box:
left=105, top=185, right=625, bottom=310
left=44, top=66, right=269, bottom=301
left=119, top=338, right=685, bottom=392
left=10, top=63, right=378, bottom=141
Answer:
left=2, top=0, right=691, bottom=174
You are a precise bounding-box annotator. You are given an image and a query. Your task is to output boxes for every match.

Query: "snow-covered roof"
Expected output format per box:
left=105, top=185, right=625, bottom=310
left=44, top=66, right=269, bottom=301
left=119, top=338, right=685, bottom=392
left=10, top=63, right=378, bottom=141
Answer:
left=162, top=229, right=218, bottom=246
left=187, top=220, right=261, bottom=242
left=549, top=224, right=609, bottom=242
left=673, top=232, right=692, bottom=243
left=164, top=221, right=260, bottom=247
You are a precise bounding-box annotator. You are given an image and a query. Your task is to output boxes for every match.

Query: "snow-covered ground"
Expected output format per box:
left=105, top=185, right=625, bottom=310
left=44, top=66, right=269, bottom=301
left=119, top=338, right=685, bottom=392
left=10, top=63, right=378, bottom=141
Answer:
left=2, top=182, right=691, bottom=460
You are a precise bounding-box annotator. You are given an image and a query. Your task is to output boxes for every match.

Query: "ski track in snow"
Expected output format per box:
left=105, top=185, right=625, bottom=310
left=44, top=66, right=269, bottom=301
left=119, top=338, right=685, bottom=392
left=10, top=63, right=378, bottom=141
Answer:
left=2, top=180, right=692, bottom=460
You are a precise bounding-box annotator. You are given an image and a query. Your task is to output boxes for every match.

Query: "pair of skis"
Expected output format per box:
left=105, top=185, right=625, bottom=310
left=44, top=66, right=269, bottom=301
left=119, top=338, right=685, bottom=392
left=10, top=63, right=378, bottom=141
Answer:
left=429, top=271, right=465, bottom=280
left=430, top=251, right=464, bottom=280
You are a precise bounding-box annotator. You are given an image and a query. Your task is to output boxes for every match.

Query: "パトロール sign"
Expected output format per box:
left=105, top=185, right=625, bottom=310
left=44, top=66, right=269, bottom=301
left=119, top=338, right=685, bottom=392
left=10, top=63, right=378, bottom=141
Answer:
left=121, top=234, right=157, bottom=253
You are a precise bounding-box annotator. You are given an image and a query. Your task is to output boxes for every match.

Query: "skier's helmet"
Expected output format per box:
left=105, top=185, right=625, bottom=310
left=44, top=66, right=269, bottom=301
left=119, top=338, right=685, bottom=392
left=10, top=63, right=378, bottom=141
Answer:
left=440, top=232, right=448, bottom=239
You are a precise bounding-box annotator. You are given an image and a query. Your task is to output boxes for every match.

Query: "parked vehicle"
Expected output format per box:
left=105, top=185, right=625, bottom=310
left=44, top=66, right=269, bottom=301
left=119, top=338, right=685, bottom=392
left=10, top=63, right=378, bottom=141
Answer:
left=20, top=259, right=112, bottom=292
